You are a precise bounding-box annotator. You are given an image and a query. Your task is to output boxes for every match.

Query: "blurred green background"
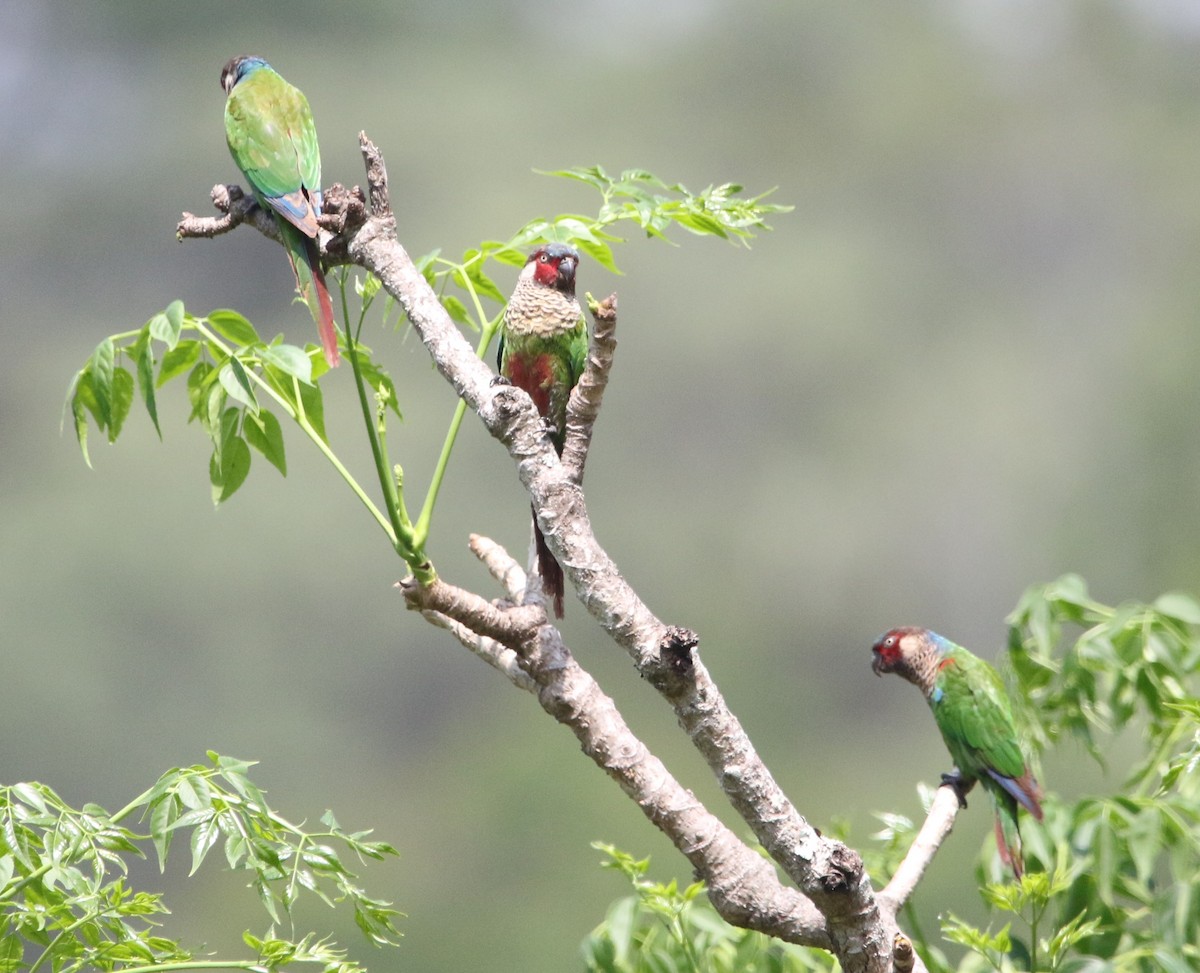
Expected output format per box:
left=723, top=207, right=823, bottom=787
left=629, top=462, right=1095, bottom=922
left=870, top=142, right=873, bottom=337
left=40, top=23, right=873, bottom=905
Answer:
left=6, top=1, right=1200, bottom=969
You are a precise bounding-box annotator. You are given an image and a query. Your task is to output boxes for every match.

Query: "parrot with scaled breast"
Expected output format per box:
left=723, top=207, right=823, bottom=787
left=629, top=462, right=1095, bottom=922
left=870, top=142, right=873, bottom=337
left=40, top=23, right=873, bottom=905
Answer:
left=871, top=627, right=1044, bottom=877
left=497, top=244, right=588, bottom=617
left=221, top=55, right=339, bottom=367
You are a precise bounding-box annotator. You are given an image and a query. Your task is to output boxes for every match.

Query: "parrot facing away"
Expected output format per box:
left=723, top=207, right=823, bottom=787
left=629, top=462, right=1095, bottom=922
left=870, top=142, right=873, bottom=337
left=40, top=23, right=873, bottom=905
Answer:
left=871, top=627, right=1044, bottom=877
left=221, top=55, right=339, bottom=367
left=497, top=243, right=588, bottom=618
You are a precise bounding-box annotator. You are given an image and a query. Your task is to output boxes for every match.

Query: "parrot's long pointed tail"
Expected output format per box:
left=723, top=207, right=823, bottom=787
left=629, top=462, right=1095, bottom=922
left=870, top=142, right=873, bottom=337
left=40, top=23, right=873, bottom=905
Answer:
left=282, top=224, right=340, bottom=367
left=532, top=507, right=565, bottom=618
left=993, top=799, right=1025, bottom=879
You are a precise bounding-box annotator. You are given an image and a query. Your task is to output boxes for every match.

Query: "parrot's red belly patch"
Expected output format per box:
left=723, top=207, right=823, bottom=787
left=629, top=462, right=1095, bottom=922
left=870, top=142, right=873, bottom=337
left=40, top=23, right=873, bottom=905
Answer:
left=506, top=354, right=554, bottom=417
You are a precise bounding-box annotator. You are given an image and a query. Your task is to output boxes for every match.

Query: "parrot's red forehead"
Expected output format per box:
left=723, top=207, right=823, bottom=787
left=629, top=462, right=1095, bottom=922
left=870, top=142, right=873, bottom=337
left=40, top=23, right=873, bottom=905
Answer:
left=872, top=627, right=919, bottom=660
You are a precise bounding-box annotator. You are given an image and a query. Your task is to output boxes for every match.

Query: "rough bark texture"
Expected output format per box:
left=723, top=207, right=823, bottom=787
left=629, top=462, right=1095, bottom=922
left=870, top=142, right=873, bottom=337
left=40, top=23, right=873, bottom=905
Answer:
left=178, top=132, right=968, bottom=973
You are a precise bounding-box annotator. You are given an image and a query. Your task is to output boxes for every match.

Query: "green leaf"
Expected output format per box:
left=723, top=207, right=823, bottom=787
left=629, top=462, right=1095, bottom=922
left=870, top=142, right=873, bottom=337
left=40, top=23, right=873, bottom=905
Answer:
left=218, top=357, right=259, bottom=414
left=244, top=410, right=287, bottom=476
left=107, top=367, right=135, bottom=443
left=147, top=314, right=172, bottom=347
left=1154, top=592, right=1200, bottom=625
left=259, top=342, right=313, bottom=384
left=164, top=299, right=185, bottom=336
left=356, top=358, right=404, bottom=420
left=0, top=931, right=23, bottom=973
left=441, top=294, right=472, bottom=327
left=89, top=338, right=116, bottom=429
left=188, top=812, right=220, bottom=876
left=207, top=308, right=260, bottom=346
left=185, top=361, right=214, bottom=423
left=210, top=432, right=251, bottom=505
left=135, top=332, right=161, bottom=438
left=157, top=340, right=201, bottom=387
left=65, top=371, right=93, bottom=467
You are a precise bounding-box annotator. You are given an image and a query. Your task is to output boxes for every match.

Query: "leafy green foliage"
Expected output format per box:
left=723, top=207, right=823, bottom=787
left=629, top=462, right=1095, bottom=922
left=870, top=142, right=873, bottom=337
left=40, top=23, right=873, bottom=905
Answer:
left=581, top=844, right=835, bottom=973
left=943, top=871, right=1101, bottom=973
left=66, top=300, right=324, bottom=501
left=415, top=165, right=791, bottom=340
left=0, top=752, right=401, bottom=973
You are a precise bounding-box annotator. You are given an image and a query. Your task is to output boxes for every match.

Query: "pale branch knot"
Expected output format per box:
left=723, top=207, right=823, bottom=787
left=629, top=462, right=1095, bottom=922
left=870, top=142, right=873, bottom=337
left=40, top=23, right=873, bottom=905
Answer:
left=817, top=843, right=863, bottom=894
left=659, top=625, right=699, bottom=676
left=318, top=183, right=370, bottom=264
left=892, top=933, right=916, bottom=973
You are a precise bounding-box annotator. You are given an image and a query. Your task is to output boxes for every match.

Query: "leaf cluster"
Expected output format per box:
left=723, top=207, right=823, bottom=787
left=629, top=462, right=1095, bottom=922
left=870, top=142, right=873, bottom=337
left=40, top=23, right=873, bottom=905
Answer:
left=0, top=753, right=401, bottom=973
left=581, top=844, right=835, bottom=973
left=64, top=300, right=402, bottom=506
left=415, top=165, right=791, bottom=338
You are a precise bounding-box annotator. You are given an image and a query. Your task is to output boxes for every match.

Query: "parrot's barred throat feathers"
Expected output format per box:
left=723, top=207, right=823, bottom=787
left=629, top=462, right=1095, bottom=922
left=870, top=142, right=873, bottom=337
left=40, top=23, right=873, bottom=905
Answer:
left=871, top=627, right=947, bottom=698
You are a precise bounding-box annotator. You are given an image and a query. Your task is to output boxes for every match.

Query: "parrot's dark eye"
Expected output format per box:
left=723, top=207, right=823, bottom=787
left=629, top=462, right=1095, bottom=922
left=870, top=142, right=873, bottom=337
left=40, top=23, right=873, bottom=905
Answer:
left=539, top=253, right=550, bottom=263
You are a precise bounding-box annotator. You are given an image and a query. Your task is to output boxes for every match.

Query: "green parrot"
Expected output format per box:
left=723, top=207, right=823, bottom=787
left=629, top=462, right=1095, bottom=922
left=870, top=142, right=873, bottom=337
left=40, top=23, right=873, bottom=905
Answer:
left=496, top=243, right=588, bottom=618
left=871, top=627, right=1044, bottom=877
left=221, top=55, right=338, bottom=367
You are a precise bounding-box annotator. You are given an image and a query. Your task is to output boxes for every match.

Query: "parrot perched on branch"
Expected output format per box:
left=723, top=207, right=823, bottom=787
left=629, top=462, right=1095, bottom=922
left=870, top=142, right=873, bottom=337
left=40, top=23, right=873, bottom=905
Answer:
left=221, top=55, right=339, bottom=367
left=871, top=627, right=1044, bottom=877
left=497, top=244, right=588, bottom=618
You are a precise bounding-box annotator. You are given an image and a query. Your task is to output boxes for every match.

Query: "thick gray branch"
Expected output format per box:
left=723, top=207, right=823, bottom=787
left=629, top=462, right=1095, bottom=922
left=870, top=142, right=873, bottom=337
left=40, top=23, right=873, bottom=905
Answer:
left=178, top=133, right=935, bottom=973
left=400, top=551, right=832, bottom=950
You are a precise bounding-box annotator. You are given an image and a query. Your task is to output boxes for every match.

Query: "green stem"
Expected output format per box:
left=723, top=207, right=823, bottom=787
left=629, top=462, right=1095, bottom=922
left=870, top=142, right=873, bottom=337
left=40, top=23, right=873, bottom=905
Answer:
left=107, top=963, right=263, bottom=973
left=0, top=862, right=53, bottom=904
left=411, top=311, right=501, bottom=548
left=339, top=286, right=415, bottom=561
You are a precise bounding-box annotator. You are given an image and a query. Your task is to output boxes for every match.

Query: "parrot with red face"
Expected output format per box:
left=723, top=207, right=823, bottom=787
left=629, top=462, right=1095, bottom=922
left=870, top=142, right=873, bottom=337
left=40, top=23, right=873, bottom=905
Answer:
left=871, top=627, right=1044, bottom=877
left=497, top=244, right=587, bottom=617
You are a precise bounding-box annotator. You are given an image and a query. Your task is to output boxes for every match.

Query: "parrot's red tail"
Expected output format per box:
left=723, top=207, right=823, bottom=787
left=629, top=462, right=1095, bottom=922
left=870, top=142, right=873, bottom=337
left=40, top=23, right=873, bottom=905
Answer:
left=532, top=509, right=565, bottom=618
left=303, top=236, right=340, bottom=368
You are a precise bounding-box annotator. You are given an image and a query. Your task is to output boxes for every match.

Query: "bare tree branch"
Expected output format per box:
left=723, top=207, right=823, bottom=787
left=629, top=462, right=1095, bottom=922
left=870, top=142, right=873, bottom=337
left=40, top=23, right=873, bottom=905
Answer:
left=178, top=132, right=938, bottom=973
left=398, top=558, right=833, bottom=950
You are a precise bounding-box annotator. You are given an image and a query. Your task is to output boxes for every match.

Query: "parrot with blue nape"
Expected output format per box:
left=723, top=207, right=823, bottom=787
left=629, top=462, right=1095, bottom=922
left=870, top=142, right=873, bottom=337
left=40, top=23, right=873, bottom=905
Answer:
left=221, top=55, right=338, bottom=367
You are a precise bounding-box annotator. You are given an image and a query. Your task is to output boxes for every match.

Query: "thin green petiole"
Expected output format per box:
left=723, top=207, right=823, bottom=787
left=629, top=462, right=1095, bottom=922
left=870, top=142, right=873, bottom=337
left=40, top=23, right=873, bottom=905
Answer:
left=412, top=312, right=501, bottom=548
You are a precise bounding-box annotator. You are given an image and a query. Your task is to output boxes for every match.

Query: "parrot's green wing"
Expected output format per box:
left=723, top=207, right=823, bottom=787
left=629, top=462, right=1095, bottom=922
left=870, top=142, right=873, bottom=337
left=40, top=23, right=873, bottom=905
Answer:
left=933, top=650, right=1027, bottom=781
left=224, top=67, right=322, bottom=235
left=568, top=315, right=589, bottom=387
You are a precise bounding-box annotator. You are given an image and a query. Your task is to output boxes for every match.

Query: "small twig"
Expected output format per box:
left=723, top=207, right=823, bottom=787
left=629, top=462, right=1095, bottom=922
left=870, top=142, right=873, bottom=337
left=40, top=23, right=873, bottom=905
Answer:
left=878, top=785, right=961, bottom=914
left=418, top=608, right=536, bottom=692
left=468, top=533, right=528, bottom=602
left=176, top=183, right=279, bottom=242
